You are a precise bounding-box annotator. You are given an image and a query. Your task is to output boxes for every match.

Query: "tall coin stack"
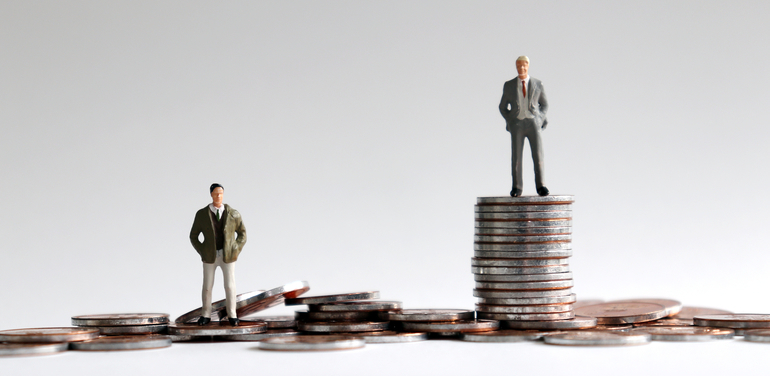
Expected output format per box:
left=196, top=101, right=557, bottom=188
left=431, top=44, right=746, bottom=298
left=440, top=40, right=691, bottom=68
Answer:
left=473, top=195, right=577, bottom=324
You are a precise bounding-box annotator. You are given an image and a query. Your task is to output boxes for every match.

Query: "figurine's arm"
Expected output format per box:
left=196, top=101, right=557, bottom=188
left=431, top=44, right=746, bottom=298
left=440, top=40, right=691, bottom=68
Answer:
left=498, top=82, right=513, bottom=121
left=233, top=216, right=247, bottom=258
left=189, top=214, right=205, bottom=256
left=537, top=83, right=549, bottom=130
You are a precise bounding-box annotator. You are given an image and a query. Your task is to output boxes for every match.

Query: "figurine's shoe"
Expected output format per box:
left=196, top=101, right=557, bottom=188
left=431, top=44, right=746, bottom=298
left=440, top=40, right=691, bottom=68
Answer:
left=510, top=188, right=522, bottom=197
left=197, top=316, right=211, bottom=326
left=537, top=186, right=550, bottom=196
left=228, top=317, right=240, bottom=326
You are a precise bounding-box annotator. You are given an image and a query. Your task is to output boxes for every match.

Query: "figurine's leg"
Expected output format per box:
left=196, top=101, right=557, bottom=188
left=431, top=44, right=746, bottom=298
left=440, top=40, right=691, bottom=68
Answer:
left=511, top=126, right=526, bottom=191
left=201, top=262, right=216, bottom=317
left=221, top=261, right=237, bottom=319
left=528, top=122, right=546, bottom=189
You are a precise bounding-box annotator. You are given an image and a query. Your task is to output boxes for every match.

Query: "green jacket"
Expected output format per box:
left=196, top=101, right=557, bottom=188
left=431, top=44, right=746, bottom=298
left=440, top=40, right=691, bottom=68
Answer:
left=189, top=204, right=247, bottom=264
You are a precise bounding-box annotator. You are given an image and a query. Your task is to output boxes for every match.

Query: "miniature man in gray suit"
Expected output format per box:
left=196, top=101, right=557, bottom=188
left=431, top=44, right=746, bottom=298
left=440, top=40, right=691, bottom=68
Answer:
left=499, top=56, right=550, bottom=197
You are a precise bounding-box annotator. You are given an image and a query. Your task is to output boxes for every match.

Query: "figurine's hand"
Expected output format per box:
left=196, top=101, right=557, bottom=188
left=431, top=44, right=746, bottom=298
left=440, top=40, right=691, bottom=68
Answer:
left=541, top=123, right=547, bottom=130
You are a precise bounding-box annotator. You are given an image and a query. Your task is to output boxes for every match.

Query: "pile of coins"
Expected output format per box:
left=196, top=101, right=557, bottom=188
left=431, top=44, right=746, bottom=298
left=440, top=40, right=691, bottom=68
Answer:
left=473, top=195, right=577, bottom=326
left=384, top=309, right=497, bottom=339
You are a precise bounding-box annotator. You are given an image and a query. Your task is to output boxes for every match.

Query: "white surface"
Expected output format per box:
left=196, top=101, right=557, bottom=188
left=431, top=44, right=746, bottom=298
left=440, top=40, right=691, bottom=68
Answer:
left=2, top=1, right=770, bottom=374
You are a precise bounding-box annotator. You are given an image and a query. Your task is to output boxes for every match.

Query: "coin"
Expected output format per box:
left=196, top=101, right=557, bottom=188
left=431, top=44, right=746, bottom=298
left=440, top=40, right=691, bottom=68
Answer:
left=475, top=272, right=573, bottom=283
left=471, top=258, right=569, bottom=267
left=630, top=326, right=734, bottom=341
left=94, top=324, right=168, bottom=335
left=168, top=321, right=268, bottom=336
left=477, top=312, right=575, bottom=321
left=398, top=319, right=499, bottom=333
left=258, top=336, right=365, bottom=351
left=475, top=219, right=573, bottom=229
left=500, top=315, right=597, bottom=330
left=285, top=291, right=379, bottom=306
left=475, top=205, right=573, bottom=213
left=572, top=299, right=604, bottom=309
left=475, top=212, right=571, bottom=220
left=610, top=298, right=682, bottom=317
left=478, top=294, right=577, bottom=306
left=384, top=309, right=475, bottom=322
left=693, top=314, right=770, bottom=329
left=472, top=265, right=570, bottom=275
left=294, top=310, right=310, bottom=321
left=239, top=315, right=296, bottom=329
left=0, top=342, right=69, bottom=357
left=474, top=288, right=573, bottom=298
left=474, top=235, right=572, bottom=243
left=308, top=301, right=402, bottom=312
left=219, top=329, right=300, bottom=341
left=298, top=321, right=389, bottom=333
left=544, top=331, right=651, bottom=346
left=461, top=330, right=544, bottom=342
left=574, top=302, right=668, bottom=324
left=475, top=227, right=572, bottom=236
left=175, top=290, right=264, bottom=324
left=71, top=313, right=170, bottom=327
left=307, top=311, right=379, bottom=321
left=350, top=331, right=429, bottom=344
left=474, top=250, right=573, bottom=259
left=633, top=318, right=694, bottom=327
left=671, top=306, right=733, bottom=320
left=474, top=243, right=571, bottom=252
left=477, top=196, right=575, bottom=204
left=474, top=280, right=574, bottom=290
left=476, top=304, right=573, bottom=314
left=743, top=329, right=770, bottom=343
left=0, top=327, right=100, bottom=343
left=70, top=335, right=173, bottom=351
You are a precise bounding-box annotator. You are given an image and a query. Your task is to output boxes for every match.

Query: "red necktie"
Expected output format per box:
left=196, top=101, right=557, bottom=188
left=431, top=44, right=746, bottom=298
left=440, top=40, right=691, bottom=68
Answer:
left=522, top=80, right=526, bottom=98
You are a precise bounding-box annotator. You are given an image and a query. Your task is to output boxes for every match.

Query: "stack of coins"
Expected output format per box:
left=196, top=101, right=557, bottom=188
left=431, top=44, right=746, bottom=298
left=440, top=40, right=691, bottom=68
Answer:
left=384, top=309, right=497, bottom=339
left=70, top=313, right=174, bottom=351
left=473, top=195, right=576, bottom=325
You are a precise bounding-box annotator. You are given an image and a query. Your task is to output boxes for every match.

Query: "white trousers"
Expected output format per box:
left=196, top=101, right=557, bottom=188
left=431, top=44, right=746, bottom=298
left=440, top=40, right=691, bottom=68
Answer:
left=201, top=251, right=237, bottom=319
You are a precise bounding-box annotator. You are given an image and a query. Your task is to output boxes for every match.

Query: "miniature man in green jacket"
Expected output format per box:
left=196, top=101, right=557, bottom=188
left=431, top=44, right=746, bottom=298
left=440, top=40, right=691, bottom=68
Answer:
left=189, top=183, right=247, bottom=326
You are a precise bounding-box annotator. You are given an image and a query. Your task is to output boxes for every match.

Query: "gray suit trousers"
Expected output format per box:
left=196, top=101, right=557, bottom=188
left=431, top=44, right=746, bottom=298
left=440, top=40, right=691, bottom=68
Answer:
left=509, top=118, right=546, bottom=190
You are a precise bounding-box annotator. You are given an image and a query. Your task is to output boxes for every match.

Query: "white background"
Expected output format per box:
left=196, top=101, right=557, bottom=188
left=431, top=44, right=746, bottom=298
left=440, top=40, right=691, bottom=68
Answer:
left=2, top=1, right=770, bottom=374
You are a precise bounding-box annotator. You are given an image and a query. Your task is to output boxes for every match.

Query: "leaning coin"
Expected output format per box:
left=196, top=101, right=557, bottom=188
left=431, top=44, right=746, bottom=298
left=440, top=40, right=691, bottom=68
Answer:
left=475, top=226, right=572, bottom=235
left=220, top=329, right=300, bottom=341
left=475, top=212, right=571, bottom=220
left=0, top=327, right=100, bottom=343
left=399, top=320, right=499, bottom=333
left=474, top=250, right=573, bottom=259
left=475, top=219, right=573, bottom=229
left=285, top=291, right=379, bottom=306
left=350, top=331, right=429, bottom=344
left=385, top=309, right=475, bottom=322
left=671, top=306, right=733, bottom=320
left=168, top=321, right=267, bottom=336
left=477, top=312, right=575, bottom=321
left=633, top=318, right=694, bottom=327
left=461, top=330, right=544, bottom=342
left=298, top=321, right=389, bottom=333
left=72, top=313, right=169, bottom=327
left=70, top=336, right=172, bottom=351
left=307, top=311, right=379, bottom=321
left=693, top=314, right=770, bottom=329
left=472, top=265, right=570, bottom=275
left=175, top=290, right=265, bottom=324
left=629, top=326, right=734, bottom=341
left=544, top=331, right=651, bottom=346
left=610, top=298, right=683, bottom=317
left=474, top=235, right=572, bottom=243
left=258, top=336, right=364, bottom=351
left=309, top=301, right=402, bottom=312
left=475, top=205, right=573, bottom=213
left=234, top=281, right=312, bottom=318
left=474, top=288, right=573, bottom=299
left=475, top=280, right=574, bottom=290
left=743, top=329, right=770, bottom=343
left=501, top=315, right=597, bottom=330
left=0, top=342, right=69, bottom=357
left=239, top=315, right=296, bottom=329
left=477, top=195, right=575, bottom=204
left=479, top=294, right=577, bottom=306
left=476, top=304, right=573, bottom=314
left=575, top=302, right=668, bottom=324
left=94, top=324, right=168, bottom=335
left=471, top=258, right=569, bottom=267
left=475, top=272, right=573, bottom=283
left=474, top=242, right=571, bottom=251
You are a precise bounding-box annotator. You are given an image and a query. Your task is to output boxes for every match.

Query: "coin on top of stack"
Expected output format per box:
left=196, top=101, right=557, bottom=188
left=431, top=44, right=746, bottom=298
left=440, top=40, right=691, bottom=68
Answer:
left=288, top=291, right=394, bottom=335
left=71, top=313, right=170, bottom=336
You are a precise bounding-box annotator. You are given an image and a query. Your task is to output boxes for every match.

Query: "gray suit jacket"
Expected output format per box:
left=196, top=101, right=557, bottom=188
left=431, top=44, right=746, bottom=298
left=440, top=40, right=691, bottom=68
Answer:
left=499, top=77, right=549, bottom=132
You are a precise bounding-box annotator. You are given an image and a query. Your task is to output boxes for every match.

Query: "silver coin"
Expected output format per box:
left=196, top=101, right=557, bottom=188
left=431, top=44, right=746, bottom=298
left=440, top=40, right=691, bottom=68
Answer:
left=693, top=314, right=770, bottom=329
left=476, top=304, right=573, bottom=314
left=285, top=291, right=379, bottom=306
left=298, top=321, right=389, bottom=333
left=629, top=326, right=734, bottom=341
left=474, top=235, right=572, bottom=243
left=168, top=321, right=268, bottom=336
left=471, top=258, right=569, bottom=267
left=477, top=196, right=574, bottom=204
left=259, top=335, right=365, bottom=351
left=544, top=331, right=651, bottom=346
left=72, top=313, right=170, bottom=327
left=70, top=336, right=173, bottom=351
left=175, top=290, right=265, bottom=324
left=610, top=298, right=683, bottom=317
left=220, top=329, right=300, bottom=341
left=351, top=331, right=429, bottom=344
left=734, top=328, right=748, bottom=336
left=399, top=319, right=499, bottom=333
left=479, top=294, right=577, bottom=306
left=743, top=329, right=770, bottom=342
left=239, top=315, right=296, bottom=329
left=501, top=315, right=597, bottom=330
left=385, top=309, right=475, bottom=322
left=476, top=219, right=573, bottom=228
left=0, top=342, right=69, bottom=357
left=477, top=311, right=575, bottom=321
left=475, top=212, right=571, bottom=220
left=472, top=265, right=570, bottom=275
left=94, top=324, right=168, bottom=335
left=475, top=272, right=573, bottom=283
left=461, top=330, right=544, bottom=342
left=309, top=301, right=402, bottom=312
left=307, top=311, right=379, bottom=321
left=475, top=227, right=572, bottom=235
left=474, top=243, right=571, bottom=251
left=474, top=250, right=573, bottom=259
left=475, top=280, right=574, bottom=290
left=575, top=302, right=668, bottom=324
left=474, top=288, right=573, bottom=298
left=0, top=327, right=100, bottom=343
left=475, top=204, right=573, bottom=213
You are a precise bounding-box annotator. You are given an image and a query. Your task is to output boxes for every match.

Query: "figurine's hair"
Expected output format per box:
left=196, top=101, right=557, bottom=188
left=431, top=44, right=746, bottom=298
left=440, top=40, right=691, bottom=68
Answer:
left=210, top=183, right=224, bottom=193
left=516, top=56, right=530, bottom=63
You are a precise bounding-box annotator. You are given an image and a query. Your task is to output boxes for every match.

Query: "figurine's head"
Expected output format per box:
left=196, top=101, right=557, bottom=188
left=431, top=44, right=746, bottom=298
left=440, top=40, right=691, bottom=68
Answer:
left=210, top=183, right=224, bottom=207
left=516, top=56, right=529, bottom=80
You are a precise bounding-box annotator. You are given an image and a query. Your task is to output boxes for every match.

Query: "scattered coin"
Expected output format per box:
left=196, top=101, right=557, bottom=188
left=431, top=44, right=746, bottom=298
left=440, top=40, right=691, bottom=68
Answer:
left=474, top=288, right=573, bottom=299
left=671, top=306, right=733, bottom=320
left=70, top=335, right=173, bottom=351
left=544, top=331, right=651, bottom=346
left=743, top=329, right=770, bottom=343
left=611, top=298, right=682, bottom=317
left=0, top=327, right=100, bottom=343
left=258, top=336, right=365, bottom=351
left=477, top=196, right=575, bottom=204
left=471, top=258, right=569, bottom=267
left=461, top=330, right=544, bottom=342
left=351, top=331, right=429, bottom=344
left=168, top=321, right=268, bottom=336
left=500, top=315, right=597, bottom=330
left=574, top=302, right=668, bottom=324
left=477, top=311, right=575, bottom=321
left=93, top=324, right=168, bottom=335
left=572, top=299, right=604, bottom=309
left=285, top=291, right=379, bottom=306
left=308, top=301, right=402, bottom=312
left=472, top=265, right=570, bottom=275
left=240, top=315, right=296, bottom=329
left=175, top=290, right=265, bottom=324
left=219, top=329, right=300, bottom=341
left=476, top=304, right=573, bottom=314
left=384, top=309, right=475, bottom=322
left=398, top=319, right=499, bottom=333
left=298, top=321, right=389, bottom=333
left=693, top=314, right=770, bottom=329
left=474, top=280, right=574, bottom=290
left=478, top=294, right=577, bottom=306
left=71, top=313, right=170, bottom=327
left=0, top=343, right=69, bottom=357
left=475, top=272, right=573, bottom=282
left=630, top=326, right=734, bottom=341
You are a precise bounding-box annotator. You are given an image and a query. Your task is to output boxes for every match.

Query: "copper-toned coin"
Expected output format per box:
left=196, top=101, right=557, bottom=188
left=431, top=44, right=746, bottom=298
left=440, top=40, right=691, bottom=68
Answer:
left=671, top=306, right=733, bottom=320
left=575, top=302, right=668, bottom=324
left=220, top=329, right=300, bottom=341
left=474, top=234, right=572, bottom=243
left=461, top=330, right=544, bottom=342
left=399, top=319, right=499, bottom=333
left=634, top=318, right=694, bottom=327
left=285, top=291, right=379, bottom=306
left=475, top=272, right=573, bottom=283
left=501, top=315, right=597, bottom=330
left=475, top=226, right=572, bottom=235
left=474, top=288, right=573, bottom=299
left=479, top=294, right=577, bottom=306
left=475, top=212, right=571, bottom=220
left=474, top=250, right=573, bottom=259
left=350, top=331, right=429, bottom=344
left=471, top=258, right=569, bottom=267
left=475, top=220, right=573, bottom=229
left=630, top=326, right=734, bottom=341
left=298, top=321, right=389, bottom=333
left=572, top=299, right=604, bottom=309
left=0, top=327, right=100, bottom=343
left=475, top=204, right=572, bottom=213
left=309, top=301, right=402, bottom=312
left=474, top=280, right=574, bottom=290
left=476, top=304, right=573, bottom=314
left=258, top=335, right=364, bottom=351
left=72, top=313, right=169, bottom=327
left=70, top=335, right=172, bottom=351
left=578, top=324, right=633, bottom=332
left=477, top=196, right=575, bottom=204
left=544, top=331, right=651, bottom=346
left=240, top=315, right=296, bottom=329
left=168, top=321, right=267, bottom=336
left=95, top=324, right=168, bottom=335
left=385, top=309, right=475, bottom=322
left=307, top=311, right=379, bottom=321
left=693, top=314, right=770, bottom=329
left=0, top=342, right=69, bottom=357
left=610, top=298, right=682, bottom=317
left=743, top=329, right=770, bottom=342
left=472, top=265, right=570, bottom=275
left=477, top=311, right=575, bottom=321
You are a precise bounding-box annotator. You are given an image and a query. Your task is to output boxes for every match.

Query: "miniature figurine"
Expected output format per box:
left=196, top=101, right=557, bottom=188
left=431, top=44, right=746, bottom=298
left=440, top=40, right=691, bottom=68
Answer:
left=189, top=183, right=247, bottom=326
left=498, top=56, right=550, bottom=197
